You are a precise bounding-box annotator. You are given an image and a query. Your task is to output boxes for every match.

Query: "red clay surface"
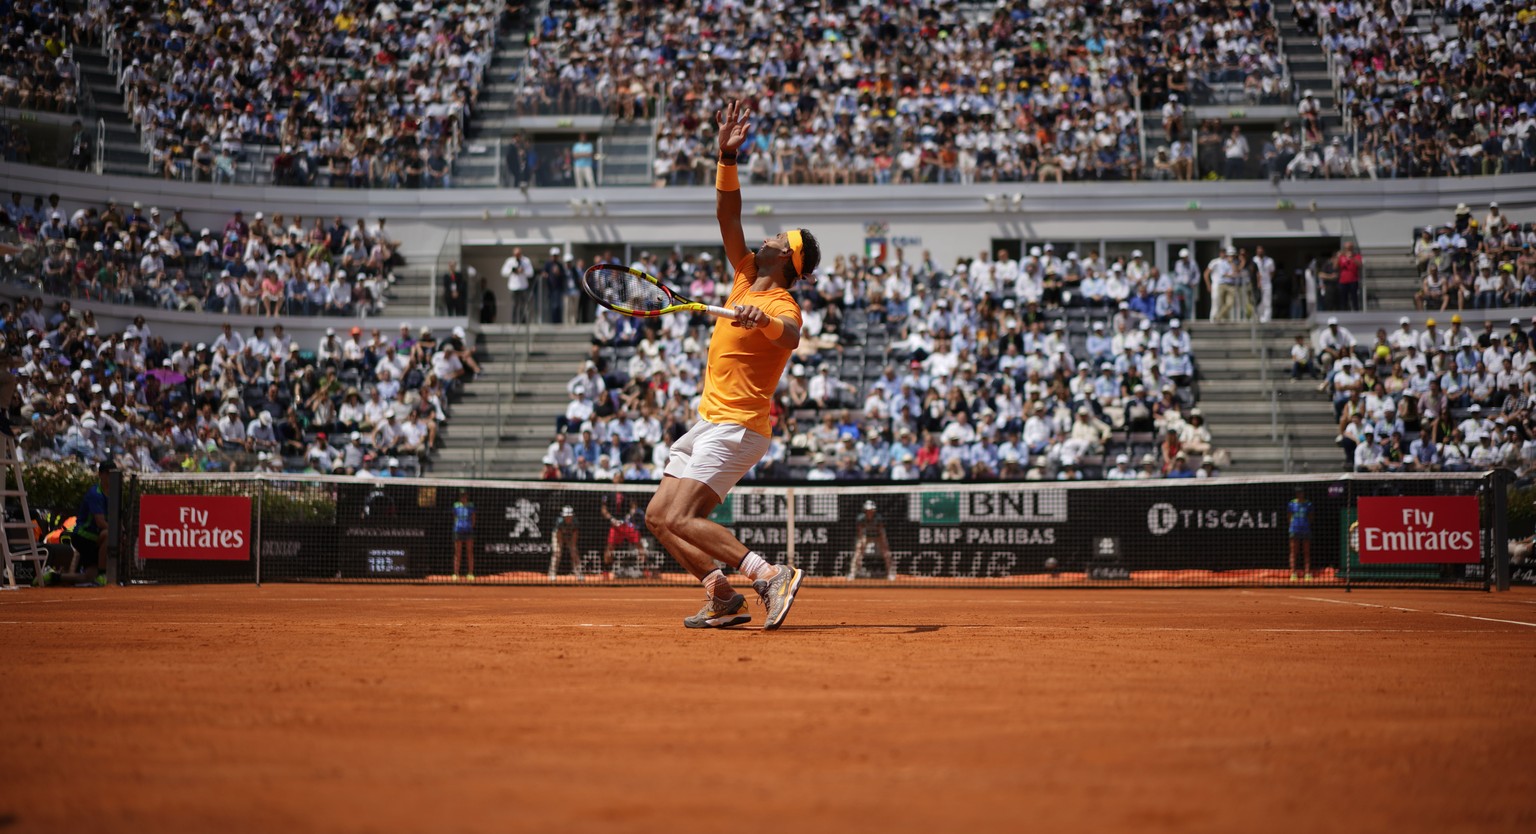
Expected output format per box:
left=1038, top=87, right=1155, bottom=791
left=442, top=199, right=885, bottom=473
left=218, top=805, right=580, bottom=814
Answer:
left=2, top=585, right=1533, bottom=834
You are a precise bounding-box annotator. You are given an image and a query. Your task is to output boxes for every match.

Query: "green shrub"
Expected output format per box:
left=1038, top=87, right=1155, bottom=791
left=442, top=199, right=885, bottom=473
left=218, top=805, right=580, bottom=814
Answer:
left=1508, top=484, right=1536, bottom=539
left=7, top=460, right=96, bottom=516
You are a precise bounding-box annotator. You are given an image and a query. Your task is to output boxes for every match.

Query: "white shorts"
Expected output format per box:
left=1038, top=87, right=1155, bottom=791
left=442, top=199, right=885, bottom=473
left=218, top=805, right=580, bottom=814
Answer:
left=663, top=419, right=769, bottom=500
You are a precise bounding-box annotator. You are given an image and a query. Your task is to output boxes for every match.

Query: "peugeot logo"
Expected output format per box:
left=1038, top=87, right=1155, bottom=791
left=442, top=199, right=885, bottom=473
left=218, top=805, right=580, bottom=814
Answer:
left=1147, top=502, right=1178, bottom=536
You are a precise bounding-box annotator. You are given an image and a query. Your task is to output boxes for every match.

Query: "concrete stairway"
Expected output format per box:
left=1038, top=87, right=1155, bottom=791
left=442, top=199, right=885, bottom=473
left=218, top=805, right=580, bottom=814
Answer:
left=600, top=120, right=654, bottom=187
left=452, top=36, right=532, bottom=188
left=433, top=324, right=593, bottom=476
left=75, top=45, right=152, bottom=177
left=1273, top=0, right=1338, bottom=115
left=381, top=263, right=442, bottom=319
left=1189, top=322, right=1346, bottom=474
left=1361, top=246, right=1420, bottom=311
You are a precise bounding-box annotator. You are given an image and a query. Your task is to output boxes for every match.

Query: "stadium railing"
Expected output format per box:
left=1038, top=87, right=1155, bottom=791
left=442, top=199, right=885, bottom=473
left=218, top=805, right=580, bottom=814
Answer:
left=115, top=471, right=1513, bottom=591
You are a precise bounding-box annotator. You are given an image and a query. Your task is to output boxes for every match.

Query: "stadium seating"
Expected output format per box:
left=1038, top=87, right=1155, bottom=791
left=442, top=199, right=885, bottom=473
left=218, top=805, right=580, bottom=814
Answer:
left=1409, top=202, right=1536, bottom=311
left=2, top=292, right=477, bottom=476
left=0, top=197, right=403, bottom=318
left=1310, top=0, right=1536, bottom=178
left=533, top=0, right=1288, bottom=186
left=1303, top=198, right=1536, bottom=478
left=0, top=3, right=79, bottom=114
left=100, top=0, right=500, bottom=186
left=552, top=248, right=1217, bottom=483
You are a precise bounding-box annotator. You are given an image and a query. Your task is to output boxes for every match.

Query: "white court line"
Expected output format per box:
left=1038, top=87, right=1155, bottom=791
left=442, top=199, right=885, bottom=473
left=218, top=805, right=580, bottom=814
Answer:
left=1251, top=628, right=1500, bottom=633
left=1291, top=595, right=1386, bottom=608
left=1291, top=595, right=1536, bottom=629
left=1432, top=612, right=1536, bottom=628
left=0, top=621, right=1505, bottom=634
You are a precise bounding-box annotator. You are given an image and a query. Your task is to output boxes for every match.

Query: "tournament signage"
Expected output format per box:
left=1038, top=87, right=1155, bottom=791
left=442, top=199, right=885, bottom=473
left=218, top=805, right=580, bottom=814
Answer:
left=138, top=495, right=252, bottom=561
left=1356, top=496, right=1481, bottom=564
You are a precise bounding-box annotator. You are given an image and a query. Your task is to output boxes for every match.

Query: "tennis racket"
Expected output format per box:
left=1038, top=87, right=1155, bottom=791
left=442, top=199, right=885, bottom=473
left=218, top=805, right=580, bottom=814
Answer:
left=581, top=263, right=737, bottom=319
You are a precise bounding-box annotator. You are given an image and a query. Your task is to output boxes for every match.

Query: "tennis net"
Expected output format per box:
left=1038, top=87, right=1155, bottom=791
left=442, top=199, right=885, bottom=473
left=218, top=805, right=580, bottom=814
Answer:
left=114, top=471, right=1514, bottom=590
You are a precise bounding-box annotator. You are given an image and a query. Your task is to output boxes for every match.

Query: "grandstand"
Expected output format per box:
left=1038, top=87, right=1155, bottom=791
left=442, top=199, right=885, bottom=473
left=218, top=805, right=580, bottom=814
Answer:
left=2, top=0, right=1535, bottom=482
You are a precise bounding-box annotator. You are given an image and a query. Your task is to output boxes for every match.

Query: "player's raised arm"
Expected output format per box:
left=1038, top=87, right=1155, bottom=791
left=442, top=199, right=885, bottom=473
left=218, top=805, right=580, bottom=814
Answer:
left=715, top=100, right=751, bottom=267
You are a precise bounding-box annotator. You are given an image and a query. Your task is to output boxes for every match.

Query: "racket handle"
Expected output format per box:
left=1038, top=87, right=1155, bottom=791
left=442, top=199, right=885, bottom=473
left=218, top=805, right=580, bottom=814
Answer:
left=703, top=304, right=738, bottom=319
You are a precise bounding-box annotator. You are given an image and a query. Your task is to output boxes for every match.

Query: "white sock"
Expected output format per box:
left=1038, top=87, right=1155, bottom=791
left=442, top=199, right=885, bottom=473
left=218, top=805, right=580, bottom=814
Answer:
left=738, top=551, right=776, bottom=582
left=702, top=569, right=735, bottom=600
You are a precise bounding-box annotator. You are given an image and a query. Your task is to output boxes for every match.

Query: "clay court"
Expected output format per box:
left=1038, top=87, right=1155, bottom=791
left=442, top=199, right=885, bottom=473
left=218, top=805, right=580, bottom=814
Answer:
left=3, top=585, right=1534, bottom=834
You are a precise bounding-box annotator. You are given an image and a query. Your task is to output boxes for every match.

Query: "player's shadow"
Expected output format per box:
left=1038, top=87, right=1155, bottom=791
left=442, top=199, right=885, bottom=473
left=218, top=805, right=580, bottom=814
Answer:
left=773, top=624, right=944, bottom=634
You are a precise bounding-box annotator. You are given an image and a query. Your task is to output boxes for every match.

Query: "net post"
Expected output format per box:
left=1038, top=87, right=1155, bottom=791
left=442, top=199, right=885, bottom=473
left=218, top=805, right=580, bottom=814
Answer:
left=254, top=476, right=264, bottom=588
left=105, top=469, right=123, bottom=586
left=1491, top=468, right=1511, bottom=592
left=1343, top=475, right=1353, bottom=593
left=784, top=486, right=796, bottom=569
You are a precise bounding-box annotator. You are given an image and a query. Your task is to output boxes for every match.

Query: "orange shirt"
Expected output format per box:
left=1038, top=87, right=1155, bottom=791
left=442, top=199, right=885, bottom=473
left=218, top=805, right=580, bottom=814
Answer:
left=698, top=255, right=801, bottom=438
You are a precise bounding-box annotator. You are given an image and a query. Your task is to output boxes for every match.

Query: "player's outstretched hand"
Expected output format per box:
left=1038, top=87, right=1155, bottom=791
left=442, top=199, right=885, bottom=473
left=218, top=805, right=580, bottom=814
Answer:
left=732, top=304, right=768, bottom=330
left=716, top=100, right=750, bottom=155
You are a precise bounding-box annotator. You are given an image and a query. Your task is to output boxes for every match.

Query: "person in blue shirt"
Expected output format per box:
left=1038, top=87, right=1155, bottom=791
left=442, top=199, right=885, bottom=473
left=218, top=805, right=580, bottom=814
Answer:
left=451, top=489, right=476, bottom=581
left=56, top=462, right=113, bottom=586
left=1164, top=453, right=1196, bottom=478
left=571, top=134, right=596, bottom=189
left=1288, top=487, right=1313, bottom=581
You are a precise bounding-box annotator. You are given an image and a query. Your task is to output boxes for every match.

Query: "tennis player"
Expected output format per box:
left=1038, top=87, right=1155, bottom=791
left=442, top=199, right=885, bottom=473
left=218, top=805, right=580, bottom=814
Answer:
left=645, top=99, right=821, bottom=630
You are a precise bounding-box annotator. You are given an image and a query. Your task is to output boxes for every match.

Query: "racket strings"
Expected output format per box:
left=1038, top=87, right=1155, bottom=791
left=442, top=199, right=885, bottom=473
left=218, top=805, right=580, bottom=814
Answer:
left=589, top=267, right=672, bottom=312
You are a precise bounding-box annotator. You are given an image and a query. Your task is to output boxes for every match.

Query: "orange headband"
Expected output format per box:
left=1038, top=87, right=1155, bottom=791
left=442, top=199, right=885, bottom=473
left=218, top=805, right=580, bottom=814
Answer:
left=787, top=229, right=805, bottom=277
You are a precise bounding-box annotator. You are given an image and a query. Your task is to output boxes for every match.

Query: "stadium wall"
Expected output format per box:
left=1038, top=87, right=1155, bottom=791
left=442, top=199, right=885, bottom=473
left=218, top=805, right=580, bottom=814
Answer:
left=6, top=163, right=1535, bottom=271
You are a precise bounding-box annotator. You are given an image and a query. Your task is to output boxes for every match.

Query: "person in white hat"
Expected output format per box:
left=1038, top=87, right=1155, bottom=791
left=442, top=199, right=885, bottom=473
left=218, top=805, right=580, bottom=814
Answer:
left=1315, top=316, right=1357, bottom=370
left=549, top=504, right=582, bottom=582
left=1105, top=453, right=1136, bottom=480
left=847, top=499, right=895, bottom=581
left=501, top=245, right=534, bottom=324
left=1170, top=246, right=1200, bottom=317
left=247, top=409, right=280, bottom=455
left=1251, top=244, right=1276, bottom=323
left=1206, top=245, right=1242, bottom=323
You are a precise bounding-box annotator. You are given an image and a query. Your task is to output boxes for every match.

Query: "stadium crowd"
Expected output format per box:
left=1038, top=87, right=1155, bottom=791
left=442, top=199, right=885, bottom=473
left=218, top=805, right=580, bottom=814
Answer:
left=1305, top=0, right=1536, bottom=178
left=0, top=294, right=480, bottom=475
left=0, top=2, right=79, bottom=113
left=544, top=244, right=1224, bottom=483
left=1302, top=308, right=1536, bottom=479
left=99, top=0, right=511, bottom=187
left=1411, top=201, right=1536, bottom=311
left=0, top=192, right=405, bottom=318
left=523, top=0, right=1286, bottom=186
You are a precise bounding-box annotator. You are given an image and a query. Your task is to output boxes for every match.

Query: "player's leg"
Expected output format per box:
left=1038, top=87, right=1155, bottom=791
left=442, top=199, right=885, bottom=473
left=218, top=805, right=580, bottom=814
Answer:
left=1289, top=536, right=1297, bottom=579
left=646, top=476, right=742, bottom=578
left=848, top=534, right=867, bottom=580
left=655, top=421, right=803, bottom=628
left=1302, top=537, right=1312, bottom=579
left=567, top=540, right=583, bottom=580
left=548, top=536, right=559, bottom=580
left=649, top=475, right=752, bottom=627
left=876, top=531, right=895, bottom=580
left=466, top=538, right=475, bottom=579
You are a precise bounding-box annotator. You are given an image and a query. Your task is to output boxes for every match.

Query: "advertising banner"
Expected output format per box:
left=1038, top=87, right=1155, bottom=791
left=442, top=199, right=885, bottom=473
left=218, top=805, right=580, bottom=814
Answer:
left=1356, top=496, right=1482, bottom=564
left=137, top=495, right=252, bottom=561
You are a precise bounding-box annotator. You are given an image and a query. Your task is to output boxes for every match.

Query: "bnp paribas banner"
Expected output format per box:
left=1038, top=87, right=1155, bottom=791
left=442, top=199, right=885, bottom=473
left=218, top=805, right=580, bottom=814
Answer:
left=707, top=484, right=1347, bottom=579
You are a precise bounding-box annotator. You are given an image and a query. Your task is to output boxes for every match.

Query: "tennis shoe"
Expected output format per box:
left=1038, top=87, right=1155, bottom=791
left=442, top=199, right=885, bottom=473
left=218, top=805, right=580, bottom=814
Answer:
left=753, top=564, right=805, bottom=631
left=684, top=592, right=751, bottom=629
